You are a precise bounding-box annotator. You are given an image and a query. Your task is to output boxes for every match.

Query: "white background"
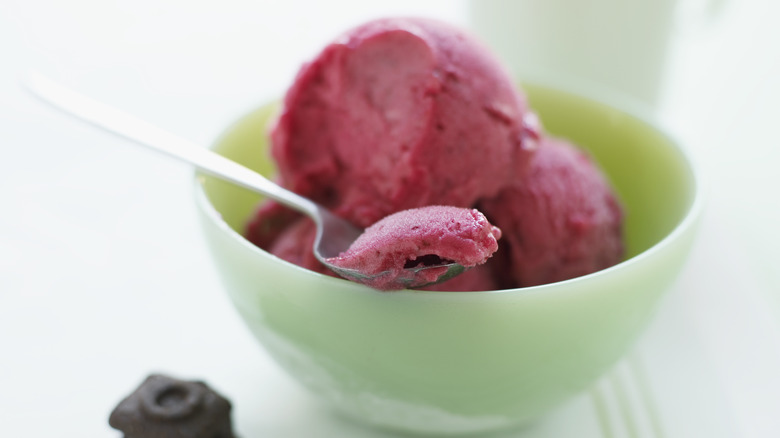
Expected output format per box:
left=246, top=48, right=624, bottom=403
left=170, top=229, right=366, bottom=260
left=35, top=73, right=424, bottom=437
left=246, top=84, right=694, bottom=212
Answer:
left=2, top=0, right=780, bottom=436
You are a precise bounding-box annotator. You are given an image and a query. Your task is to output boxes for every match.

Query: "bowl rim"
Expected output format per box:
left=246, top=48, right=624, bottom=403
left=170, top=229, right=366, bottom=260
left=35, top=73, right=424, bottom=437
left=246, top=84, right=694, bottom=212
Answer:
left=194, top=81, right=704, bottom=296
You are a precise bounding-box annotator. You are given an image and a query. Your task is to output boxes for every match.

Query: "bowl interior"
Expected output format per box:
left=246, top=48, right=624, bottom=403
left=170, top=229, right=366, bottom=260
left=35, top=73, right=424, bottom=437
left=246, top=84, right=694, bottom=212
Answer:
left=200, top=83, right=697, bottom=265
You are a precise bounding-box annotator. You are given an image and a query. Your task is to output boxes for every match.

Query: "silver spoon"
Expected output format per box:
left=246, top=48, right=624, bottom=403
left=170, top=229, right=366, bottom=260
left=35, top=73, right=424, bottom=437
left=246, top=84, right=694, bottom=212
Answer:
left=24, top=72, right=464, bottom=290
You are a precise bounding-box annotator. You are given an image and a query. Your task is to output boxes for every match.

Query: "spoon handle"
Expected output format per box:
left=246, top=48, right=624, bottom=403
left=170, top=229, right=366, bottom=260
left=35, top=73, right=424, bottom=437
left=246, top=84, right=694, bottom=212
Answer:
left=24, top=71, right=319, bottom=217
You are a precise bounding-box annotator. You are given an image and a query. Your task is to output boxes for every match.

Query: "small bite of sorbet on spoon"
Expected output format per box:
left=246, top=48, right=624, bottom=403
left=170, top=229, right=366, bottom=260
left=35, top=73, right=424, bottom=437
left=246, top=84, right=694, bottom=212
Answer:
left=325, top=206, right=501, bottom=290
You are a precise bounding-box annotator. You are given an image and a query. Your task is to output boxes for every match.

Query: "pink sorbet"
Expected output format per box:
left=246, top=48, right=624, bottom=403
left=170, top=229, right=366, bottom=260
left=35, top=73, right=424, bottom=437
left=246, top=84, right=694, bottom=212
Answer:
left=245, top=17, right=625, bottom=292
left=326, top=206, right=501, bottom=290
left=270, top=17, right=539, bottom=228
left=479, top=137, right=624, bottom=287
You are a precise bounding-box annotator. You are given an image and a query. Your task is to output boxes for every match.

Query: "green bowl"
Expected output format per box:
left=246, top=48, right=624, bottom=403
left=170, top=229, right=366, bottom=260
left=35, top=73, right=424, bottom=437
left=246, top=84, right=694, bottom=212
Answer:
left=195, top=83, right=701, bottom=435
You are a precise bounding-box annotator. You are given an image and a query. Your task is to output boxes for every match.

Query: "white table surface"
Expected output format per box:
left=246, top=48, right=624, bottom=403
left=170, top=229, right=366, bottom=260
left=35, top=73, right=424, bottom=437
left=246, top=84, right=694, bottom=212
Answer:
left=2, top=1, right=780, bottom=436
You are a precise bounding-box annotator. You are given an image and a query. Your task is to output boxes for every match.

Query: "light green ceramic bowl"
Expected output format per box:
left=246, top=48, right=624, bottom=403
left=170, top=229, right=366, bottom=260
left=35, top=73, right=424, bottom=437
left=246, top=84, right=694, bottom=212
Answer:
left=195, top=83, right=701, bottom=435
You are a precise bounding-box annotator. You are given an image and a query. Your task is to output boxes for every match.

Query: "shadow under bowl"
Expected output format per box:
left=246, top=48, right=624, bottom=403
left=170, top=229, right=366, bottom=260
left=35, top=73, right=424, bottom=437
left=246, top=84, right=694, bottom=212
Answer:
left=194, top=83, right=701, bottom=436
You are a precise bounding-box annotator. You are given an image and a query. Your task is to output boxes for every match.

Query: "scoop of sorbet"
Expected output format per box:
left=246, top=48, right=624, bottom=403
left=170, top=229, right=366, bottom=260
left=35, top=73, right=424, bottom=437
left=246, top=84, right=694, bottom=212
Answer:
left=325, top=206, right=501, bottom=290
left=270, top=17, right=539, bottom=228
left=479, top=136, right=624, bottom=287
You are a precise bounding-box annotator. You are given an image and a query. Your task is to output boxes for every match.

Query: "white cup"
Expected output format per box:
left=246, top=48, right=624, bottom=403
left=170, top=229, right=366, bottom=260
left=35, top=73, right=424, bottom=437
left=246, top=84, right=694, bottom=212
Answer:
left=469, top=0, right=720, bottom=109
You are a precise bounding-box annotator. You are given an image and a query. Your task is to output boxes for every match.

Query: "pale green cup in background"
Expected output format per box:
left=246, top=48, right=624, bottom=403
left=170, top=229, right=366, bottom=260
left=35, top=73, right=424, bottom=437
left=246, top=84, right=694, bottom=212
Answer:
left=470, top=0, right=723, bottom=109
